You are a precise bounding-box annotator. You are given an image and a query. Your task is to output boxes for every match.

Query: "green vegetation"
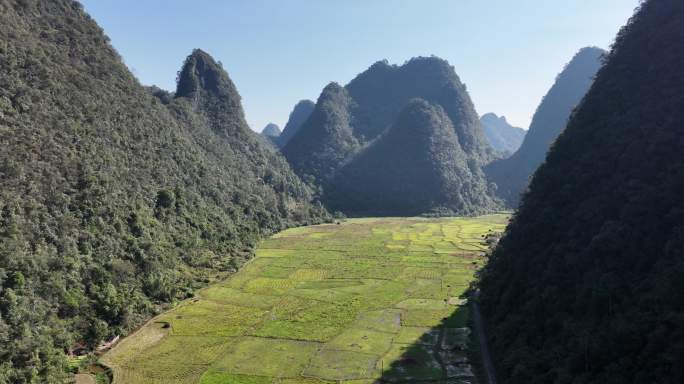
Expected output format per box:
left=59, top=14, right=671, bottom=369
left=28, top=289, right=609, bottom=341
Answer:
left=0, top=1, right=327, bottom=381
left=478, top=1, right=684, bottom=382
left=103, top=215, right=508, bottom=383
left=485, top=47, right=605, bottom=207
left=282, top=58, right=500, bottom=216
left=276, top=100, right=315, bottom=148
left=327, top=99, right=498, bottom=216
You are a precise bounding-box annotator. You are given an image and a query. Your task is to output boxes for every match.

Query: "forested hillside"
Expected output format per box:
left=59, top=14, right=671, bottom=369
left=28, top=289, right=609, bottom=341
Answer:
left=478, top=1, right=684, bottom=382
left=282, top=83, right=361, bottom=185
left=276, top=100, right=315, bottom=148
left=485, top=47, right=604, bottom=207
left=283, top=57, right=499, bottom=215
left=327, top=99, right=498, bottom=216
left=480, top=113, right=525, bottom=156
left=0, top=1, right=327, bottom=381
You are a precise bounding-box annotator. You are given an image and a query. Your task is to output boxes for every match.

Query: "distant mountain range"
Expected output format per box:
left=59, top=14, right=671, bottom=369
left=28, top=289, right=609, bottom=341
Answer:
left=485, top=47, right=605, bottom=207
left=480, top=113, right=526, bottom=156
left=282, top=57, right=500, bottom=216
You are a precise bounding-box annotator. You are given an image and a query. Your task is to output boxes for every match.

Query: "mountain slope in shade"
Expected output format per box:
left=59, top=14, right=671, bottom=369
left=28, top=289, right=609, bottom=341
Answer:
left=283, top=57, right=495, bottom=183
left=344, top=58, right=492, bottom=160
left=281, top=83, right=361, bottom=184
left=0, top=1, right=327, bottom=380
left=478, top=1, right=684, bottom=382
left=277, top=99, right=315, bottom=148
left=485, top=47, right=605, bottom=207
left=326, top=99, right=499, bottom=216
left=282, top=57, right=498, bottom=215
left=480, top=113, right=526, bottom=156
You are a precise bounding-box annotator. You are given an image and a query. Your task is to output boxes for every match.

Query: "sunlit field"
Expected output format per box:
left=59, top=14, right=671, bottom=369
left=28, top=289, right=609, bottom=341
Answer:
left=102, top=215, right=508, bottom=383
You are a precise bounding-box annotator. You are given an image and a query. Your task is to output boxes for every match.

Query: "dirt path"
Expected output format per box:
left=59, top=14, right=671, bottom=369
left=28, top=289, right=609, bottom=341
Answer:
left=471, top=292, right=497, bottom=384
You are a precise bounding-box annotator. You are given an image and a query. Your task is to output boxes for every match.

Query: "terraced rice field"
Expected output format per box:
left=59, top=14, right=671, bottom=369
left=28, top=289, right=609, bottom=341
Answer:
left=102, top=215, right=508, bottom=383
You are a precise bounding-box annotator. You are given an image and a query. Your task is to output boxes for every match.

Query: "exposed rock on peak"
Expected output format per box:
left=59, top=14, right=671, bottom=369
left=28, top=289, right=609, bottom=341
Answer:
left=175, top=49, right=247, bottom=134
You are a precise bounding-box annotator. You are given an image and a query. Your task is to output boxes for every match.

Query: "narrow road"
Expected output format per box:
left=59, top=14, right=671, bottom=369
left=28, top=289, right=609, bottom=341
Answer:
left=471, top=292, right=497, bottom=384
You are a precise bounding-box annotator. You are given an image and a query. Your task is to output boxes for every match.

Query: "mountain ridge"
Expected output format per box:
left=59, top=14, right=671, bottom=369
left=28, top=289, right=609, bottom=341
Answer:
left=480, top=113, right=526, bottom=156
left=478, top=1, right=684, bottom=382
left=282, top=57, right=499, bottom=215
left=485, top=47, right=605, bottom=207
left=277, top=100, right=315, bottom=148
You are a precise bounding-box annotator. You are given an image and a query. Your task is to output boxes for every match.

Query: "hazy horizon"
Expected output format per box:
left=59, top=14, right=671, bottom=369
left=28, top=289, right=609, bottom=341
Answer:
left=80, top=0, right=640, bottom=132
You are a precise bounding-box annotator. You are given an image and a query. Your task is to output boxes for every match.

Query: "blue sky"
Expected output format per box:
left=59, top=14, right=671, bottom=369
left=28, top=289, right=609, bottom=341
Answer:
left=80, top=0, right=640, bottom=132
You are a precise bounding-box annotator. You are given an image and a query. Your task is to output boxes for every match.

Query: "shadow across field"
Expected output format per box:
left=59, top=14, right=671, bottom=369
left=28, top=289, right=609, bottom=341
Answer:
left=379, top=304, right=481, bottom=384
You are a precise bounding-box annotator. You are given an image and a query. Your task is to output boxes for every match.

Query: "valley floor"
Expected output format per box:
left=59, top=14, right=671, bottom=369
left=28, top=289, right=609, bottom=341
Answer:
left=101, top=215, right=508, bottom=383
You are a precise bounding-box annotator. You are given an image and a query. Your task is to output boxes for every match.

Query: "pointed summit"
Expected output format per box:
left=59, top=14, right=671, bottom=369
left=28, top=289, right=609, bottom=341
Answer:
left=283, top=56, right=494, bottom=185
left=282, top=83, right=360, bottom=182
left=175, top=49, right=247, bottom=133
left=0, top=3, right=328, bottom=380
left=344, top=56, right=491, bottom=159
left=277, top=100, right=315, bottom=148
left=261, top=123, right=281, bottom=138
left=176, top=49, right=239, bottom=101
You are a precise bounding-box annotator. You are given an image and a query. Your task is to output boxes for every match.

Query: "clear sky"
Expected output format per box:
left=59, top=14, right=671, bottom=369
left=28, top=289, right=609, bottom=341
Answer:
left=80, top=0, right=641, bottom=132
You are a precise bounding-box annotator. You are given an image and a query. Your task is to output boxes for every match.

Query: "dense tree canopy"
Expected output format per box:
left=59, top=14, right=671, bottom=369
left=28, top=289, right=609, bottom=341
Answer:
left=478, top=1, right=684, bottom=382
left=326, top=99, right=499, bottom=216
left=282, top=83, right=361, bottom=186
left=485, top=47, right=605, bottom=207
left=0, top=1, right=327, bottom=381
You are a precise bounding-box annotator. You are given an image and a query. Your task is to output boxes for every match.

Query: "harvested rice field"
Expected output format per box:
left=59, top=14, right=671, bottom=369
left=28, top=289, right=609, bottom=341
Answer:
left=102, top=215, right=508, bottom=383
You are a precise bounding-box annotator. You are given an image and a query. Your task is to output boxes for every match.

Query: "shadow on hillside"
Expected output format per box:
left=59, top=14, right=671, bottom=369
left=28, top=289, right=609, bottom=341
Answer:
left=379, top=303, right=481, bottom=383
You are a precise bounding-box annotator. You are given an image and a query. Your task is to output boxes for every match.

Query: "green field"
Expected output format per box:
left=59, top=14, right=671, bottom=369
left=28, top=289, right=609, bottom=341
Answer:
left=102, top=215, right=508, bottom=383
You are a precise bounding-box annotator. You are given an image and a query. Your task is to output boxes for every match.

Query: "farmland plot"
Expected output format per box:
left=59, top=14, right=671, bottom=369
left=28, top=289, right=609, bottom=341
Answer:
left=102, top=215, right=508, bottom=383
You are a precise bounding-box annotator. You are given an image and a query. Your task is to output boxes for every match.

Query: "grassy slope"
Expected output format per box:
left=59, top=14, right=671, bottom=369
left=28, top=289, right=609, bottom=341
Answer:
left=102, top=215, right=508, bottom=383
